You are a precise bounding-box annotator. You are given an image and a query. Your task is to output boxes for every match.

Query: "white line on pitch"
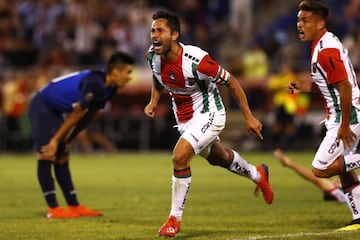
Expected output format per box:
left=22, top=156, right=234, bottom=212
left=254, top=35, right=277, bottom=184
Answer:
left=230, top=230, right=349, bottom=240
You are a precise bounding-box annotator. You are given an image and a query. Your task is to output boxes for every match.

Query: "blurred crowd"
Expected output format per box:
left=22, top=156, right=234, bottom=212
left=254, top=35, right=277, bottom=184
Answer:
left=0, top=0, right=359, bottom=152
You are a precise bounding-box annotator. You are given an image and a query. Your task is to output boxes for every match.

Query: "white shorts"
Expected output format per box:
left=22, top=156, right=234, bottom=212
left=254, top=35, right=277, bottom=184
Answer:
left=176, top=111, right=226, bottom=158
left=312, top=122, right=360, bottom=170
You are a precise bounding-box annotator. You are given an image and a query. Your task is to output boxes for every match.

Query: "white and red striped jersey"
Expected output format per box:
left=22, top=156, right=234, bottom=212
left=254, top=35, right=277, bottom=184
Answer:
left=147, top=43, right=230, bottom=124
left=311, top=31, right=360, bottom=124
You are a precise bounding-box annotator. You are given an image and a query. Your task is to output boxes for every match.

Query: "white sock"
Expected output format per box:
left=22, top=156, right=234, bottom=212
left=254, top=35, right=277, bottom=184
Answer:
left=227, top=149, right=259, bottom=182
left=169, top=175, right=191, bottom=221
left=343, top=154, right=360, bottom=172
left=344, top=185, right=360, bottom=220
left=328, top=188, right=346, bottom=203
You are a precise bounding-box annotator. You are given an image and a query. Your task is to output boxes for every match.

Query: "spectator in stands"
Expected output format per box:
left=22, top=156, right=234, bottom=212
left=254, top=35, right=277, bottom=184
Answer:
left=241, top=41, right=269, bottom=109
left=1, top=71, right=30, bottom=151
left=73, top=12, right=104, bottom=65
left=268, top=63, right=310, bottom=149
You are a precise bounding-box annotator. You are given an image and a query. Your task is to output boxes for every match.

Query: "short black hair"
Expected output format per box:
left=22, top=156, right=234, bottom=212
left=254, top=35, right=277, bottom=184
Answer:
left=106, top=51, right=135, bottom=73
left=299, top=0, right=330, bottom=21
left=152, top=9, right=181, bottom=37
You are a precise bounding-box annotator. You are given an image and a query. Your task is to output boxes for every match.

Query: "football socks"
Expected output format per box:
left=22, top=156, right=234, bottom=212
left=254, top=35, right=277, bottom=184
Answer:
left=37, top=160, right=58, bottom=208
left=344, top=185, right=360, bottom=220
left=54, top=162, right=79, bottom=206
left=226, top=149, right=259, bottom=181
left=170, top=168, right=192, bottom=221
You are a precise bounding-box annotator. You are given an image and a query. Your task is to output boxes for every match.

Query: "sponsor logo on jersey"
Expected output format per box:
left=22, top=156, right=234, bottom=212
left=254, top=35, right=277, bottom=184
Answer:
left=201, top=112, right=215, bottom=133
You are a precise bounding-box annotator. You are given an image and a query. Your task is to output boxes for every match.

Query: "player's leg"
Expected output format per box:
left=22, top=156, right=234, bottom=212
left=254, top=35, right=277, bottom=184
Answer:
left=311, top=126, right=360, bottom=229
left=53, top=143, right=103, bottom=217
left=53, top=145, right=79, bottom=205
left=207, top=141, right=258, bottom=180
left=158, top=137, right=194, bottom=237
left=206, top=141, right=273, bottom=204
left=159, top=111, right=224, bottom=237
left=274, top=149, right=336, bottom=192
left=28, top=95, right=78, bottom=218
left=336, top=170, right=360, bottom=230
left=313, top=124, right=360, bottom=178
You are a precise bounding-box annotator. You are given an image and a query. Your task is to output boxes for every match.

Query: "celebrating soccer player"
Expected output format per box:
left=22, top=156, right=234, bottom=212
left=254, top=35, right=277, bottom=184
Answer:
left=144, top=9, right=274, bottom=237
left=288, top=1, right=360, bottom=231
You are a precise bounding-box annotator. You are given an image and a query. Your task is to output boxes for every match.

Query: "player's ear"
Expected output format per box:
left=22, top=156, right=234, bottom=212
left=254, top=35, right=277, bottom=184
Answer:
left=171, top=31, right=179, bottom=41
left=317, top=19, right=325, bottom=30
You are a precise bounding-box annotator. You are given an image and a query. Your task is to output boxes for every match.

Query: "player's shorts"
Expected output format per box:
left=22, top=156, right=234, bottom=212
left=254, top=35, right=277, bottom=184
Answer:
left=28, top=94, right=66, bottom=153
left=176, top=110, right=226, bottom=158
left=312, top=121, right=360, bottom=170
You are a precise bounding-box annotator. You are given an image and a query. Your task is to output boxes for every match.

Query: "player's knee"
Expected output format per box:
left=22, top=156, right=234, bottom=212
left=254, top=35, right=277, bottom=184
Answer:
left=56, top=155, right=69, bottom=164
left=172, top=152, right=190, bottom=169
left=39, top=152, right=55, bottom=162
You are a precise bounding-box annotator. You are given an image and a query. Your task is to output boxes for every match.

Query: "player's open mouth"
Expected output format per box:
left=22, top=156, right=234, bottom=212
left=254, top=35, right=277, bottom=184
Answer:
left=298, top=30, right=305, bottom=39
left=153, top=41, right=162, bottom=50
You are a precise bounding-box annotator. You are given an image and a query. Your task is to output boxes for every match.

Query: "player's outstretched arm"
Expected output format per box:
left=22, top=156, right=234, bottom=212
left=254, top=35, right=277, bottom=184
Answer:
left=225, top=75, right=263, bottom=140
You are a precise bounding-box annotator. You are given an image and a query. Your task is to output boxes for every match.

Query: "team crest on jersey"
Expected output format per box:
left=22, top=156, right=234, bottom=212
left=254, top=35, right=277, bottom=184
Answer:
left=185, top=77, right=196, bottom=86
left=312, top=63, right=317, bottom=73
left=169, top=71, right=175, bottom=83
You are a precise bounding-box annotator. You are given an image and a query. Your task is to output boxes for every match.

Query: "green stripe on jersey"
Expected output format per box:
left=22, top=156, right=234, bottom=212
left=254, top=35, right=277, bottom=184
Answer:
left=192, top=63, right=209, bottom=113
left=213, top=87, right=223, bottom=111
left=327, top=85, right=341, bottom=123
left=147, top=51, right=155, bottom=67
left=329, top=84, right=358, bottom=124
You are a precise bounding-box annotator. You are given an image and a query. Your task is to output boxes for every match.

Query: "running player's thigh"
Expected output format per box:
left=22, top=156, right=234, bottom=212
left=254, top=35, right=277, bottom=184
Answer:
left=181, top=111, right=225, bottom=155
left=312, top=127, right=342, bottom=170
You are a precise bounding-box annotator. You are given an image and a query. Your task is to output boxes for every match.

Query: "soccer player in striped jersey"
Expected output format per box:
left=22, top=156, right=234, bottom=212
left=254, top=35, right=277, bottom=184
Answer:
left=289, top=1, right=360, bottom=231
left=28, top=52, right=134, bottom=218
left=144, top=10, right=274, bottom=237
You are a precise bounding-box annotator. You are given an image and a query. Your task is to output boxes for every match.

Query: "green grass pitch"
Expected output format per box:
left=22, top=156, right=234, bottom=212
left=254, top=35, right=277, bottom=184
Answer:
left=0, top=151, right=359, bottom=240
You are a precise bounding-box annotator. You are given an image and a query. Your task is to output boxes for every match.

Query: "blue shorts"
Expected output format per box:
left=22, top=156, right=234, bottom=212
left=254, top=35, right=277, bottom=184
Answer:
left=28, top=94, right=65, bottom=153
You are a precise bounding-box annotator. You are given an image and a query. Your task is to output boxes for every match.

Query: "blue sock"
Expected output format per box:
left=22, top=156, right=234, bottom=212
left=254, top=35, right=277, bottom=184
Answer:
left=54, top=162, right=79, bottom=206
left=37, top=160, right=58, bottom=208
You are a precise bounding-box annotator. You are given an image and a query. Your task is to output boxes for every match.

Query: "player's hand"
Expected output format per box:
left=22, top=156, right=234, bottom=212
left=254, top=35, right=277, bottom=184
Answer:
left=40, top=140, right=58, bottom=161
left=245, top=116, right=263, bottom=140
left=55, top=143, right=70, bottom=164
left=144, top=103, right=156, bottom=118
left=287, top=81, right=301, bottom=94
left=336, top=125, right=357, bottom=149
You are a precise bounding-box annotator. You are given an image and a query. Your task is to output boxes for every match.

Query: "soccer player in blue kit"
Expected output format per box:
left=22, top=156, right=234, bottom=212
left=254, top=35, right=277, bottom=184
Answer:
left=28, top=51, right=134, bottom=218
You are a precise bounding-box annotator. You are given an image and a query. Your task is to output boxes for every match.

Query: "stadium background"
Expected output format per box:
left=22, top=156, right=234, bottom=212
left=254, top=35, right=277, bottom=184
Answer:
left=0, top=0, right=359, bottom=153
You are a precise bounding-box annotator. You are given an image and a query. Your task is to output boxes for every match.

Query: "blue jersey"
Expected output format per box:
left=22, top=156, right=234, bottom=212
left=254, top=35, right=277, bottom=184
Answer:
left=38, top=70, right=117, bottom=113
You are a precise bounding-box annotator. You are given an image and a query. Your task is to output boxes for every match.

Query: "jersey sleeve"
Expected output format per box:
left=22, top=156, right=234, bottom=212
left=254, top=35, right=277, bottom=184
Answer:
left=197, top=55, right=230, bottom=85
left=79, top=72, right=106, bottom=109
left=318, top=48, right=348, bottom=84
